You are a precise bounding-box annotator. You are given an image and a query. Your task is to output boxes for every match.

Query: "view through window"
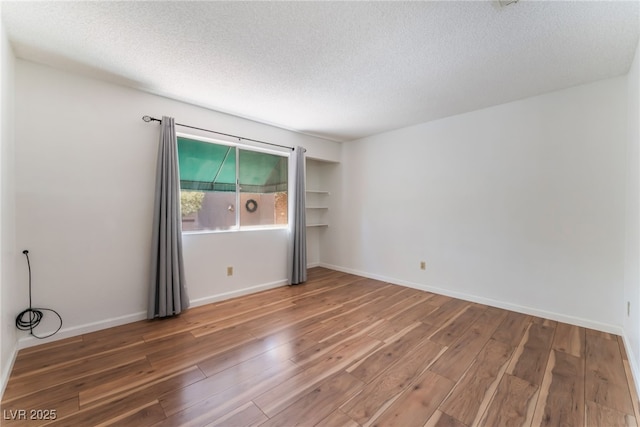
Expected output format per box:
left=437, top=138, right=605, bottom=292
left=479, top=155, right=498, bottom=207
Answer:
left=177, top=136, right=288, bottom=232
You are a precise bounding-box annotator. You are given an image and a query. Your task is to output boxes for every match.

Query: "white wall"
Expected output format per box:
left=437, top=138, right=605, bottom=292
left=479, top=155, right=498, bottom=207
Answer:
left=324, top=77, right=628, bottom=332
left=13, top=59, right=340, bottom=347
left=624, top=40, right=640, bottom=389
left=0, top=15, right=18, bottom=397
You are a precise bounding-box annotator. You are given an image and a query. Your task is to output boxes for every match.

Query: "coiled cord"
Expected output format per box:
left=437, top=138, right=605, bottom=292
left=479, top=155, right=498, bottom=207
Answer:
left=15, top=250, right=62, bottom=339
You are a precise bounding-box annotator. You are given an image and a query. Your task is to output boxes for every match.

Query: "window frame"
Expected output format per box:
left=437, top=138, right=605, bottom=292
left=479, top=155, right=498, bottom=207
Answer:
left=177, top=132, right=291, bottom=234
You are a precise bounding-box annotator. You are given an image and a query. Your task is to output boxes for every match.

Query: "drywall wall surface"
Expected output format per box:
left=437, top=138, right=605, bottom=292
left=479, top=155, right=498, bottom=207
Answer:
left=326, top=77, right=627, bottom=331
left=13, top=59, right=339, bottom=346
left=624, top=39, right=640, bottom=391
left=0, top=16, right=18, bottom=397
left=182, top=228, right=288, bottom=305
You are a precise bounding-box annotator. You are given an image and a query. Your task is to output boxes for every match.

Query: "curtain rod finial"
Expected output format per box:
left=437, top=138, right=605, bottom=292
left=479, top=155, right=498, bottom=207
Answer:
left=142, top=115, right=152, bottom=122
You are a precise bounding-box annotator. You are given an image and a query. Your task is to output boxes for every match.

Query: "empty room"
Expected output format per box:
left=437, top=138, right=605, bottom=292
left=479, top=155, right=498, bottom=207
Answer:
left=1, top=1, right=640, bottom=426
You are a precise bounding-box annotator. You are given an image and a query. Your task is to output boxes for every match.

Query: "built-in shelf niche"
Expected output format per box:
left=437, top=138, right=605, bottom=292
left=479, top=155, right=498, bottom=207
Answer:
left=305, top=190, right=329, bottom=227
left=305, top=158, right=332, bottom=228
left=305, top=157, right=337, bottom=266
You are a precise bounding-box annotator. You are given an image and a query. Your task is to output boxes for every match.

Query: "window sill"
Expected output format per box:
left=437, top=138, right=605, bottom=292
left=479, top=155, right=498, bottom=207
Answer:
left=182, top=225, right=289, bottom=235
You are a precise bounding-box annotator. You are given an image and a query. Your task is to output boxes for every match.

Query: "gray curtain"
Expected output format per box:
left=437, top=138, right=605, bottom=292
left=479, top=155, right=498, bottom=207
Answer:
left=148, top=116, right=189, bottom=318
left=289, top=146, right=307, bottom=285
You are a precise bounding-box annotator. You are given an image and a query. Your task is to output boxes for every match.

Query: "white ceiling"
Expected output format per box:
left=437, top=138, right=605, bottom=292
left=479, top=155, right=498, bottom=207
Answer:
left=2, top=1, right=639, bottom=142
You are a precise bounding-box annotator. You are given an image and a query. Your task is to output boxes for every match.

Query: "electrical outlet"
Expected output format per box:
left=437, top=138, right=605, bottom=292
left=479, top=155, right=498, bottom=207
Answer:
left=420, top=261, right=426, bottom=270
left=227, top=266, right=233, bottom=276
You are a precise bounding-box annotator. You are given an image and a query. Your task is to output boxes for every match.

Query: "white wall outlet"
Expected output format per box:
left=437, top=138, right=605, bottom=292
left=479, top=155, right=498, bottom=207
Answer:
left=227, top=266, right=233, bottom=276
left=420, top=261, right=426, bottom=270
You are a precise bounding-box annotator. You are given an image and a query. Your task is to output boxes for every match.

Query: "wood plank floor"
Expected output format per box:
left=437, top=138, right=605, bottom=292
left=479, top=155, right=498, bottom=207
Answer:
left=2, top=267, right=639, bottom=426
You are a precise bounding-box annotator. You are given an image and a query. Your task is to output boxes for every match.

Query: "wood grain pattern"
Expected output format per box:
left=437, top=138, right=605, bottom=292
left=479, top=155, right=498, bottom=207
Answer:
left=586, top=401, right=638, bottom=427
left=341, top=338, right=445, bottom=425
left=492, top=311, right=531, bottom=347
left=253, top=335, right=380, bottom=417
left=386, top=299, right=438, bottom=328
left=531, top=350, right=584, bottom=427
left=347, top=322, right=432, bottom=383
left=428, top=306, right=507, bottom=381
left=439, top=338, right=514, bottom=426
left=552, top=322, right=584, bottom=358
left=428, top=304, right=486, bottom=347
left=506, top=322, right=554, bottom=386
left=1, top=267, right=637, bottom=426
left=586, top=333, right=635, bottom=415
left=371, top=370, right=453, bottom=427
left=424, top=411, right=467, bottom=427
left=206, top=402, right=267, bottom=427
left=258, top=372, right=362, bottom=427
left=478, top=374, right=538, bottom=427
left=314, top=409, right=359, bottom=427
left=373, top=289, right=432, bottom=320
left=421, top=298, right=470, bottom=327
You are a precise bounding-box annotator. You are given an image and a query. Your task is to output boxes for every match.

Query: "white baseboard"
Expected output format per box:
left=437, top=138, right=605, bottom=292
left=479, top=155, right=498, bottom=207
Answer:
left=189, top=279, right=288, bottom=307
left=320, top=263, right=623, bottom=336
left=18, top=311, right=147, bottom=350
left=0, top=344, right=18, bottom=400
left=622, top=333, right=640, bottom=402
left=17, top=279, right=289, bottom=350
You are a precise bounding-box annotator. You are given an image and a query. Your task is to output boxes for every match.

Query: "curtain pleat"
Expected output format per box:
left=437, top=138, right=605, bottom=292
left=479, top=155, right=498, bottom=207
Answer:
left=289, top=146, right=307, bottom=285
left=148, top=116, right=189, bottom=318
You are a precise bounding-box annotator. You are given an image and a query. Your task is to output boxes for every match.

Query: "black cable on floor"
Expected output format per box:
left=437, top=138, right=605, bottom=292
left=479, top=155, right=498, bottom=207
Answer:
left=15, top=250, right=62, bottom=339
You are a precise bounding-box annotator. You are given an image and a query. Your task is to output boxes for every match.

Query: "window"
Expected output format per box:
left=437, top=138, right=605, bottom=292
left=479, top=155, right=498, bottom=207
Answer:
left=177, top=136, right=288, bottom=232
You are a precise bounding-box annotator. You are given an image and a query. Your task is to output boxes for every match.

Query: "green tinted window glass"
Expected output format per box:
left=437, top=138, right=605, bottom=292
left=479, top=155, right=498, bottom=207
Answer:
left=239, top=149, right=288, bottom=193
left=177, top=137, right=236, bottom=192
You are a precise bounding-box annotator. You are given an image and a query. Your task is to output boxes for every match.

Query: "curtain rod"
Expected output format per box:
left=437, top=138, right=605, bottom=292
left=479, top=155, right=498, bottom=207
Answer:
left=142, top=115, right=296, bottom=151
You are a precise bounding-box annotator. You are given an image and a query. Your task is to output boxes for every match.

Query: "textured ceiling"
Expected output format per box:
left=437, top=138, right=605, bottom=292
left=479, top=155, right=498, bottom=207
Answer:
left=2, top=1, right=639, bottom=142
